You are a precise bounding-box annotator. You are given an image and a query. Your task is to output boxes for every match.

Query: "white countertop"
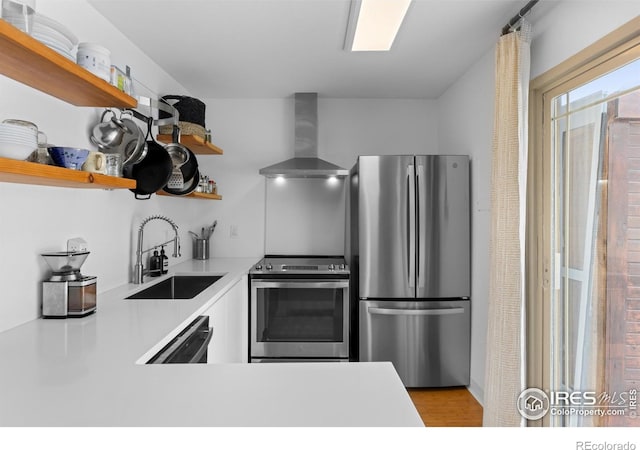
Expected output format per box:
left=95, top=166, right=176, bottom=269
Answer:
left=0, top=258, right=423, bottom=427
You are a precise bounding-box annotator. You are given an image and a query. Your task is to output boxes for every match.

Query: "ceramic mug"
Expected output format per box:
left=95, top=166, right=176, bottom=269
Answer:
left=82, top=151, right=106, bottom=173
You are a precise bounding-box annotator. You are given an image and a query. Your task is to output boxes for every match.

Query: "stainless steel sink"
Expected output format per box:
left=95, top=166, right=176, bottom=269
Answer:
left=125, top=275, right=223, bottom=300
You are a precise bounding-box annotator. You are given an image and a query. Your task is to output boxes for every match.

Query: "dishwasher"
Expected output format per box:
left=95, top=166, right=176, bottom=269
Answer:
left=147, top=315, right=212, bottom=364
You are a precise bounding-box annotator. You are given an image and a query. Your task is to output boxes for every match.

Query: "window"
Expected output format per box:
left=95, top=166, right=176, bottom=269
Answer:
left=529, top=17, right=640, bottom=427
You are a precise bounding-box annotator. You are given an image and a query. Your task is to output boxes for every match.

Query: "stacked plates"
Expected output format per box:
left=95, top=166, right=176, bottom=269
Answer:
left=5, top=12, right=78, bottom=60
left=0, top=123, right=38, bottom=160
left=32, top=14, right=78, bottom=60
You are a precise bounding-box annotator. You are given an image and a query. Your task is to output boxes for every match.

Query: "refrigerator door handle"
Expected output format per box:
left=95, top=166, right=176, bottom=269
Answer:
left=407, top=164, right=416, bottom=289
left=368, top=306, right=466, bottom=316
left=416, top=163, right=425, bottom=289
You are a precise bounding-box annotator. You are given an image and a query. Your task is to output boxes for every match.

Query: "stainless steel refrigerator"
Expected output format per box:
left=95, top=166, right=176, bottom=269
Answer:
left=348, top=155, right=470, bottom=388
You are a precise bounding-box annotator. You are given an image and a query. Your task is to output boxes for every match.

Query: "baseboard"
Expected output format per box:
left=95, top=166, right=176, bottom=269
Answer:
left=467, top=378, right=484, bottom=407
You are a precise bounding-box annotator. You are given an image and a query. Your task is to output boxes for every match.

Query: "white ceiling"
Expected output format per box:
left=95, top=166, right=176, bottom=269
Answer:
left=88, top=0, right=546, bottom=99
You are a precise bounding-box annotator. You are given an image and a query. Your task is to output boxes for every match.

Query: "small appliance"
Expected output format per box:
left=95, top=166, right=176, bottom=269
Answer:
left=41, top=251, right=97, bottom=318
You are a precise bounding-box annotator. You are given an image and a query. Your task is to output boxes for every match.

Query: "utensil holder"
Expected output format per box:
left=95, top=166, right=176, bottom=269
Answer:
left=193, top=238, right=210, bottom=260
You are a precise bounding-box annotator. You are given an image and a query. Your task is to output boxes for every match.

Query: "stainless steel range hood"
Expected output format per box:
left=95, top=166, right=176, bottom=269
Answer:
left=259, top=93, right=348, bottom=178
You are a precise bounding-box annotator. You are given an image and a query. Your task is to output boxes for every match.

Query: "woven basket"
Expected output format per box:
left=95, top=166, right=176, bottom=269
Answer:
left=159, top=121, right=206, bottom=139
left=159, top=95, right=206, bottom=127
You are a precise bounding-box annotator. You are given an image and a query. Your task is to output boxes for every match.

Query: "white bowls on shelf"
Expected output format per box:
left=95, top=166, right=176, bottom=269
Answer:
left=0, top=123, right=38, bottom=160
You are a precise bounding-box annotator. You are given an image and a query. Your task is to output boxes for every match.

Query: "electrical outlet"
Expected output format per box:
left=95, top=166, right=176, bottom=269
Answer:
left=230, top=224, right=239, bottom=239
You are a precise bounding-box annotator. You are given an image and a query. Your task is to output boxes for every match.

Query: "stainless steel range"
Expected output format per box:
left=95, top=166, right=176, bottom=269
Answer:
left=249, top=256, right=350, bottom=362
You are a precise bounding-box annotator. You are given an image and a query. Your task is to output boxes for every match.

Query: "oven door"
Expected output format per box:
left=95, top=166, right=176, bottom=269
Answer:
left=250, top=279, right=349, bottom=359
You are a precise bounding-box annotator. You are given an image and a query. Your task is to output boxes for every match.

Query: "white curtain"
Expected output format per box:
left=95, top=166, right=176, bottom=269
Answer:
left=483, top=21, right=531, bottom=427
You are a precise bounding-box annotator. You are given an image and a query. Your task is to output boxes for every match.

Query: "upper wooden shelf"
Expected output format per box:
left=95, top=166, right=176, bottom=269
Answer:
left=156, top=134, right=224, bottom=155
left=156, top=190, right=222, bottom=200
left=0, top=157, right=136, bottom=189
left=0, top=20, right=137, bottom=108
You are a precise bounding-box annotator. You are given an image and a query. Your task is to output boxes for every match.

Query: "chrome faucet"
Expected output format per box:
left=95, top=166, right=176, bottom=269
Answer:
left=134, top=215, right=181, bottom=284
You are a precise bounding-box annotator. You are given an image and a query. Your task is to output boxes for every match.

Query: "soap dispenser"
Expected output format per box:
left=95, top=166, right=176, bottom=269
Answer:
left=160, top=246, right=169, bottom=274
left=149, top=249, right=161, bottom=277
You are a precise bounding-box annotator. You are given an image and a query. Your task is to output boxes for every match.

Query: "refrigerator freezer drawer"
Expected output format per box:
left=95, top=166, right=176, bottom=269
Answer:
left=359, top=299, right=470, bottom=388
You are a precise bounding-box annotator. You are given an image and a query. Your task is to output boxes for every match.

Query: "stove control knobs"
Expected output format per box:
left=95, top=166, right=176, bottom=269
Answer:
left=266, top=264, right=273, bottom=271
left=328, top=264, right=335, bottom=270
left=339, top=264, right=346, bottom=270
left=255, top=264, right=263, bottom=271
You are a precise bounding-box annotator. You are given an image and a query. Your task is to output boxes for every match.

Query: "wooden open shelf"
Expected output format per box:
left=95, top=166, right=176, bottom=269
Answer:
left=0, top=157, right=136, bottom=189
left=156, top=190, right=222, bottom=200
left=156, top=134, right=224, bottom=155
left=0, top=21, right=229, bottom=199
left=0, top=20, right=137, bottom=108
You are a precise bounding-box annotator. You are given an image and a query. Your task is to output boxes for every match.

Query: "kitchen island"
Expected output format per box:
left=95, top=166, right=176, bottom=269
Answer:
left=0, top=258, right=422, bottom=427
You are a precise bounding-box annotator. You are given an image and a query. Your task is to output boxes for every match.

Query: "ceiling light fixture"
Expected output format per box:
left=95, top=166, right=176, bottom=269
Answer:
left=344, top=0, right=412, bottom=52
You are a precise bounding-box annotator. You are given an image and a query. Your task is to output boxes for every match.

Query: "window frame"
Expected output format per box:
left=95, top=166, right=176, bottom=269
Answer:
left=527, top=15, right=640, bottom=427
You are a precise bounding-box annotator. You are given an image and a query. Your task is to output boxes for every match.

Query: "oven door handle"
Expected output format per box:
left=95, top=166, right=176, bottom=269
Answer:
left=188, top=326, right=213, bottom=364
left=252, top=281, right=349, bottom=289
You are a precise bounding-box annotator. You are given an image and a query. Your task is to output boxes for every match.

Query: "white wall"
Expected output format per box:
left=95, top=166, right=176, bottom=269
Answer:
left=530, top=0, right=640, bottom=79
left=436, top=0, right=640, bottom=406
left=319, top=99, right=440, bottom=169
left=0, top=1, right=198, bottom=333
left=200, top=97, right=438, bottom=259
left=189, top=99, right=289, bottom=260
left=266, top=178, right=346, bottom=255
left=437, top=50, right=494, bottom=405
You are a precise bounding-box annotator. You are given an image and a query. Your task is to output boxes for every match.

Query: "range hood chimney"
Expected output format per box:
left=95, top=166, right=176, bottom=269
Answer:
left=259, top=93, right=348, bottom=178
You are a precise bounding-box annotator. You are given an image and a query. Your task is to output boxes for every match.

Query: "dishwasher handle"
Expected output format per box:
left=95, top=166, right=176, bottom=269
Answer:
left=188, top=327, right=213, bottom=364
left=368, top=306, right=465, bottom=316
left=148, top=315, right=210, bottom=364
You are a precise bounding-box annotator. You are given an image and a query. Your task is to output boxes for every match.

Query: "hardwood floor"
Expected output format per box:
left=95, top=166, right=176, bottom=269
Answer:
left=407, top=387, right=483, bottom=427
